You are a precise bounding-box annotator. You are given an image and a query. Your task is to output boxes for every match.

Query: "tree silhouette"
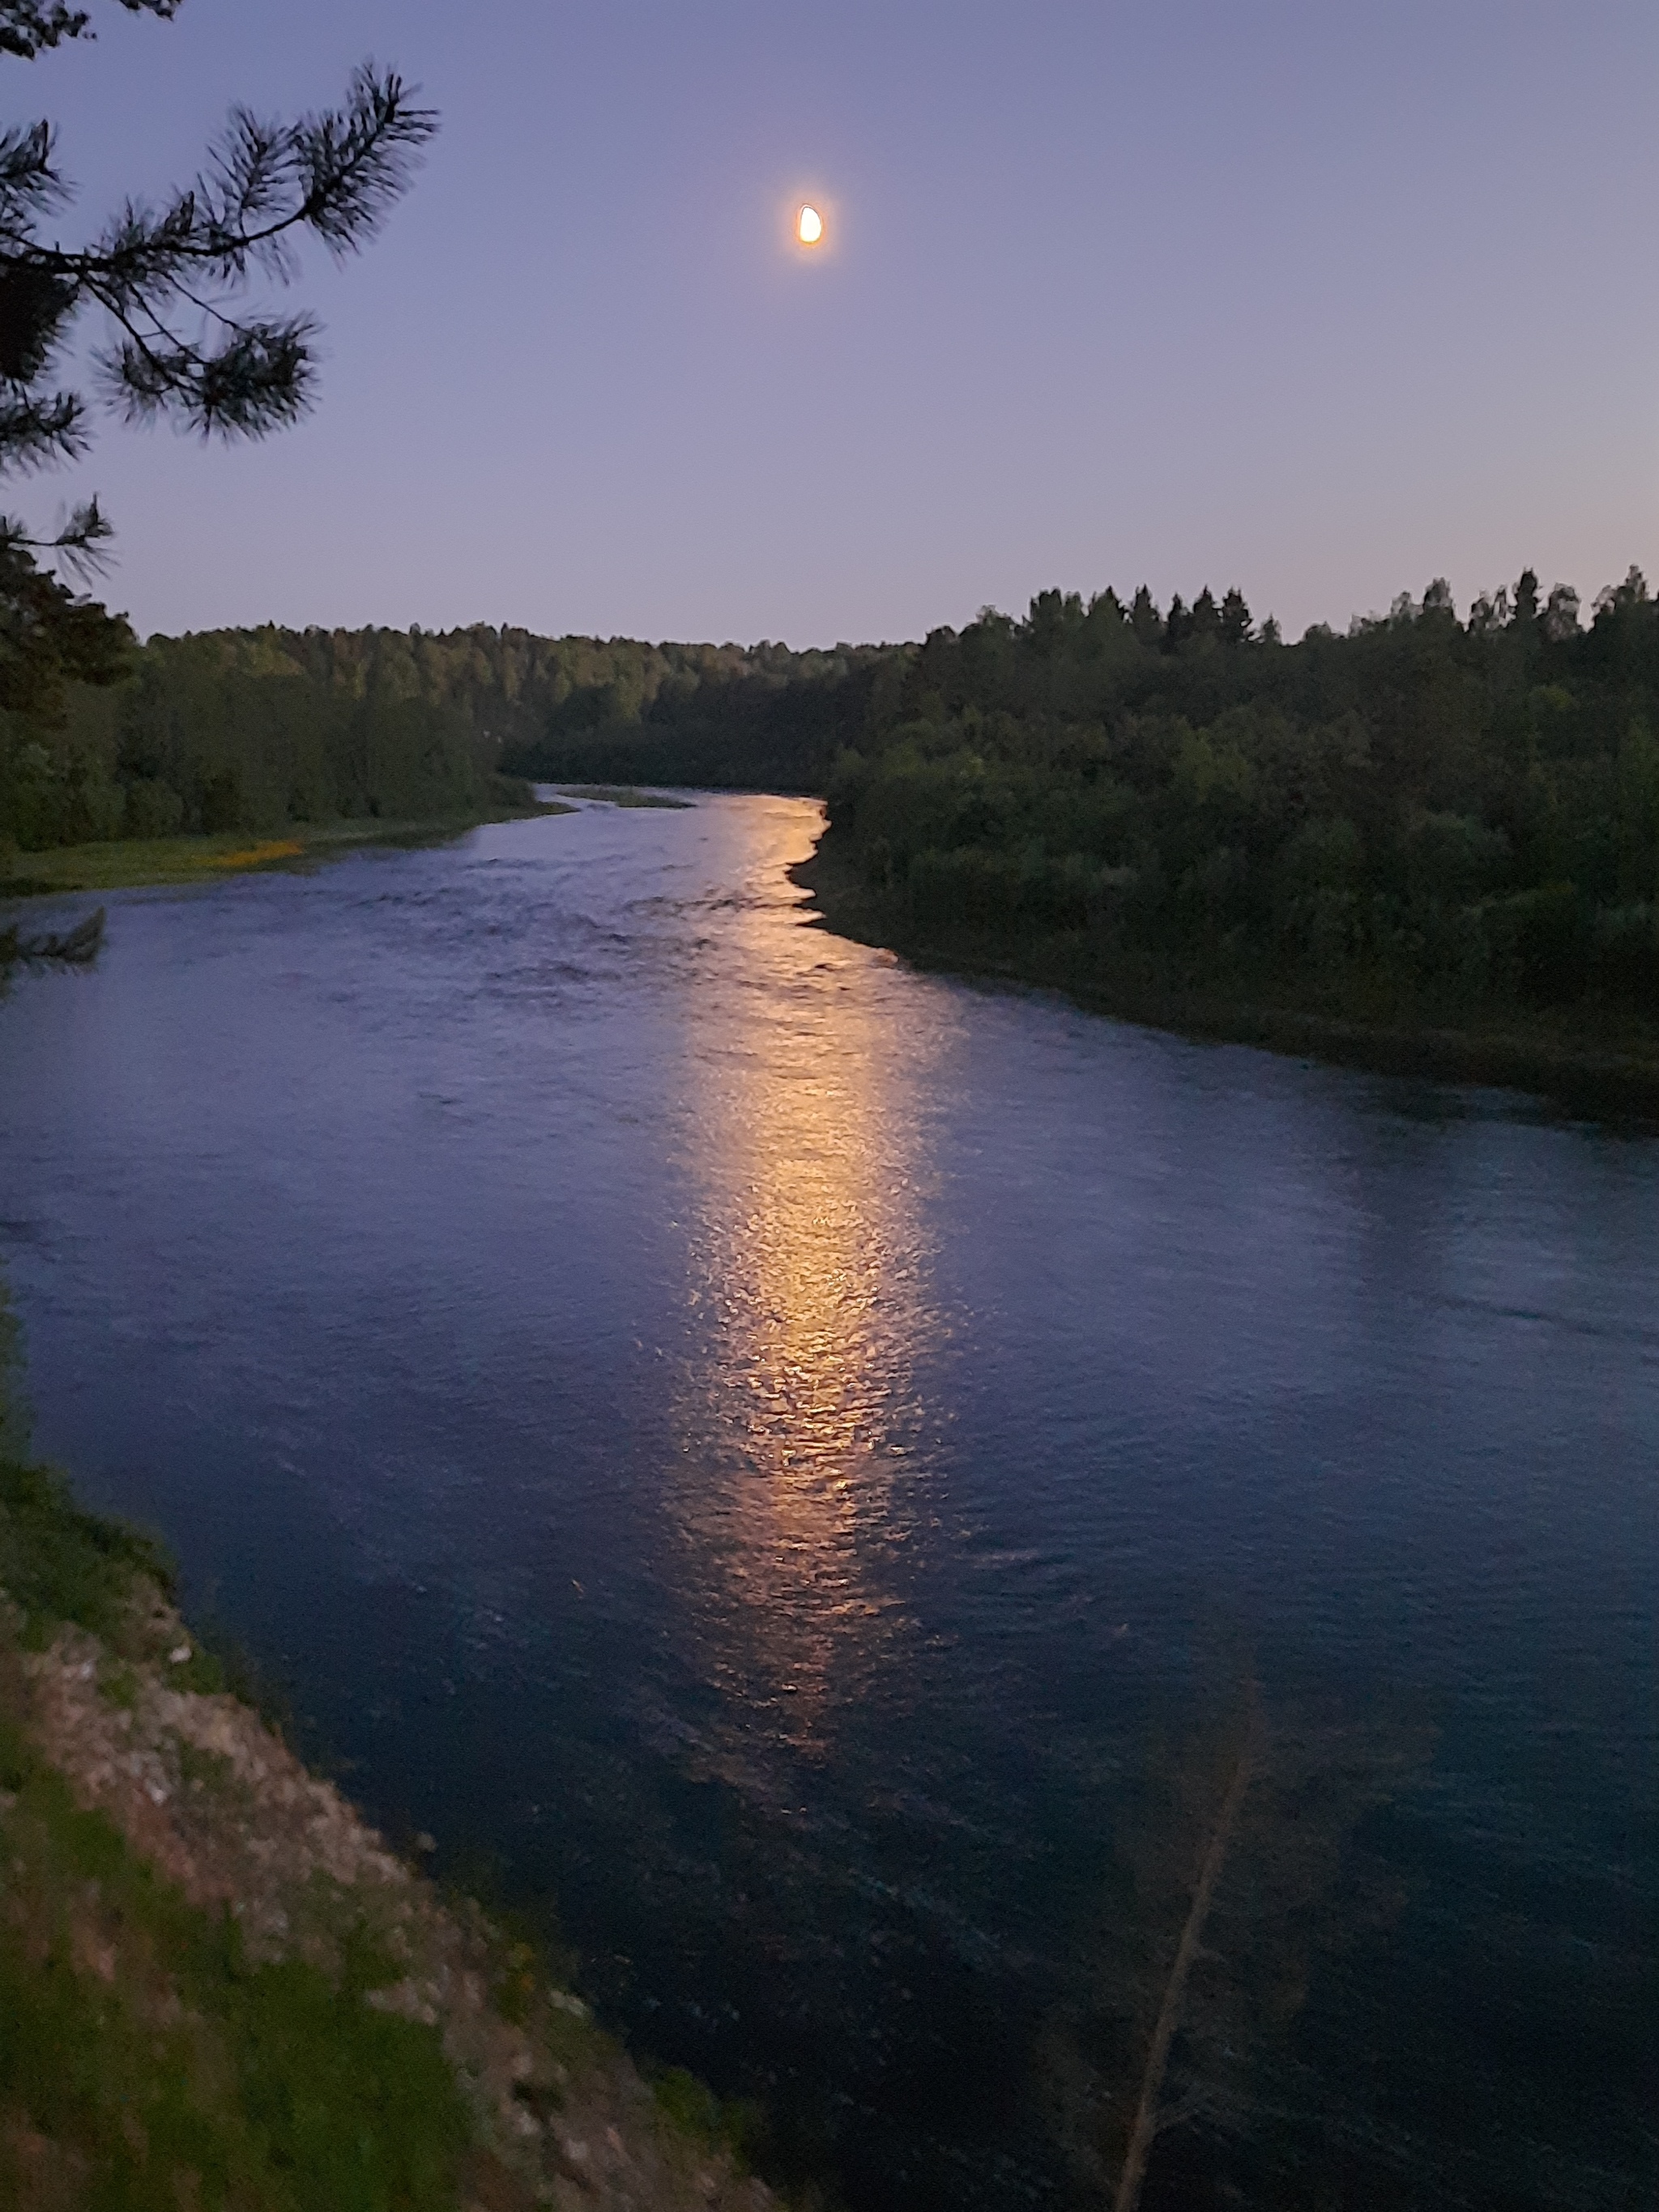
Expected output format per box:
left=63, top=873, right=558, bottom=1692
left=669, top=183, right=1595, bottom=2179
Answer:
left=1111, top=1689, right=1260, bottom=2212
left=1, top=6, right=435, bottom=567
left=1043, top=1684, right=1434, bottom=2212
left=0, top=0, right=435, bottom=960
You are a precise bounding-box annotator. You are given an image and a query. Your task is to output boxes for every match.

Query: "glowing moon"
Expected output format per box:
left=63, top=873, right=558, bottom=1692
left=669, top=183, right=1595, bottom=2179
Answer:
left=796, top=204, right=824, bottom=245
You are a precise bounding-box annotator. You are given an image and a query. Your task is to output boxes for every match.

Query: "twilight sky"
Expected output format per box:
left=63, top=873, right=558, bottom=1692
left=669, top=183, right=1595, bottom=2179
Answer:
left=22, top=0, right=1659, bottom=645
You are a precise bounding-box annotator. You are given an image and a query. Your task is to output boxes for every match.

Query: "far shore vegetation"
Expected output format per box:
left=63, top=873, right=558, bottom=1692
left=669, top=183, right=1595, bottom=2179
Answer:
left=791, top=839, right=1659, bottom=1115
left=557, top=785, right=696, bottom=808
left=2, top=795, right=568, bottom=900
left=795, top=570, right=1659, bottom=1113
left=8, top=569, right=1659, bottom=1106
left=0, top=624, right=588, bottom=901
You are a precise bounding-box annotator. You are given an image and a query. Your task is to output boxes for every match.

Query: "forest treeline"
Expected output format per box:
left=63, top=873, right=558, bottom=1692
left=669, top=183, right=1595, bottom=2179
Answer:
left=8, top=569, right=1659, bottom=1040
left=0, top=622, right=886, bottom=854
left=817, top=569, right=1659, bottom=1031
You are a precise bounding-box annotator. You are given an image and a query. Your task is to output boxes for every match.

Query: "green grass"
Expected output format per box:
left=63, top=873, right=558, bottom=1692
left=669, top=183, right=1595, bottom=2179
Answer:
left=0, top=797, right=575, bottom=899
left=0, top=1368, right=762, bottom=2211
left=0, top=1733, right=468, bottom=2212
left=0, top=1451, right=471, bottom=2208
left=0, top=1456, right=174, bottom=1647
left=650, top=2065, right=765, bottom=2171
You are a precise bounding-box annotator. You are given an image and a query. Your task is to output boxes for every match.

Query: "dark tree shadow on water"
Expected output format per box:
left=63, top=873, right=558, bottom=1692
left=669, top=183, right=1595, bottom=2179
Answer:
left=1040, top=1667, right=1437, bottom=2212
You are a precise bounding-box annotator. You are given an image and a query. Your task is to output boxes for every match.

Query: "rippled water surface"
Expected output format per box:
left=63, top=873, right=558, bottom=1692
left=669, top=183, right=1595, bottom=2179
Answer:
left=2, top=796, right=1654, bottom=2209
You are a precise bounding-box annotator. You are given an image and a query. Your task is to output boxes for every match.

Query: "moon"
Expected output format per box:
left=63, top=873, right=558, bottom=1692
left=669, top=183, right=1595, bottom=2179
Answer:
left=796, top=204, right=824, bottom=245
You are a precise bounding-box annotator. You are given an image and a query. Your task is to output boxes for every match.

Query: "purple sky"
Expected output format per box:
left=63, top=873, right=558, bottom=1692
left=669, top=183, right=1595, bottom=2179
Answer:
left=23, top=0, right=1659, bottom=644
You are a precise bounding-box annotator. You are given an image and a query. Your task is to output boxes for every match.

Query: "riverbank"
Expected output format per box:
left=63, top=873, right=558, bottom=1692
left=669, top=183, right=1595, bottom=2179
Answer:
left=793, top=834, right=1659, bottom=1119
left=0, top=1451, right=771, bottom=2212
left=0, top=793, right=573, bottom=901
left=552, top=786, right=696, bottom=810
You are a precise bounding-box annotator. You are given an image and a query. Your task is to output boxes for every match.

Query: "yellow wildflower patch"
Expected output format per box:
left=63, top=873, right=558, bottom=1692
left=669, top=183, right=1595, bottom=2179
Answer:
left=206, top=840, right=305, bottom=869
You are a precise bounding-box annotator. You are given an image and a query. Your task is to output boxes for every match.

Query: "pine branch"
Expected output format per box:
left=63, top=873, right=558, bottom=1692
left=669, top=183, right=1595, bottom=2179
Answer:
left=0, top=120, right=67, bottom=232
left=0, top=1, right=180, bottom=63
left=0, top=389, right=85, bottom=467
left=0, top=2, right=92, bottom=59
left=0, top=64, right=434, bottom=454
left=0, top=19, right=433, bottom=585
left=1, top=491, right=113, bottom=578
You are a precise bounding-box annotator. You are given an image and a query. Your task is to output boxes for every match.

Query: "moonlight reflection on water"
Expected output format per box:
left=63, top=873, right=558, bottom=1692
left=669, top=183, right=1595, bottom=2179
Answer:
left=666, top=828, right=947, bottom=1762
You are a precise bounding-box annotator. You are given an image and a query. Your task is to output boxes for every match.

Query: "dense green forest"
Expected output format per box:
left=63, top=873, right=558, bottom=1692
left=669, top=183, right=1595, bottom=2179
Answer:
left=811, top=569, right=1659, bottom=1041
left=8, top=568, right=1659, bottom=1066
left=0, top=622, right=886, bottom=856
left=2, top=623, right=544, bottom=849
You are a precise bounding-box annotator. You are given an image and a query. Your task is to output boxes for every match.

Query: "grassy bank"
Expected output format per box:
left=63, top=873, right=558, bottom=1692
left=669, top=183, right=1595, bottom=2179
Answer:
left=0, top=1447, right=773, bottom=2212
left=795, top=835, right=1659, bottom=1118
left=0, top=795, right=573, bottom=900
left=554, top=786, right=695, bottom=810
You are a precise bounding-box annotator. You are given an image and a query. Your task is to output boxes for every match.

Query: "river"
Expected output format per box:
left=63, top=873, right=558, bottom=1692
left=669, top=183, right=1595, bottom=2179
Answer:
left=1, top=793, right=1653, bottom=2210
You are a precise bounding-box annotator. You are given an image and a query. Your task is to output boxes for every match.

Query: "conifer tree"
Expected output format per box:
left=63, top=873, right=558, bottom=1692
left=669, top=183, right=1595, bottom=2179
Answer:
left=1218, top=586, right=1252, bottom=646
left=0, top=0, right=435, bottom=722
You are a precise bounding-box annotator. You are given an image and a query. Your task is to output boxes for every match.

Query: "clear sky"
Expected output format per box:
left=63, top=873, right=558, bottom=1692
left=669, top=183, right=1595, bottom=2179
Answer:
left=21, top=0, right=1659, bottom=644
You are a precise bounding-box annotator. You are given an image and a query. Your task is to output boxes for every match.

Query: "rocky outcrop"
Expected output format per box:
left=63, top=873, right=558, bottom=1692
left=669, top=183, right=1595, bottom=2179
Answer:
left=4, top=1582, right=774, bottom=2212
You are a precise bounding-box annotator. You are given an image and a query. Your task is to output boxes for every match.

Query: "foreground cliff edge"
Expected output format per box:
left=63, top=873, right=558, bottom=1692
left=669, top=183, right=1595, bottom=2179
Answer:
left=0, top=1456, right=774, bottom=2212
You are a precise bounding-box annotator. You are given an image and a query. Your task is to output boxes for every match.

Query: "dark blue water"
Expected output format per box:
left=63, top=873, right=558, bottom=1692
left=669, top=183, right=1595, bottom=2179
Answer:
left=2, top=796, right=1654, bottom=2210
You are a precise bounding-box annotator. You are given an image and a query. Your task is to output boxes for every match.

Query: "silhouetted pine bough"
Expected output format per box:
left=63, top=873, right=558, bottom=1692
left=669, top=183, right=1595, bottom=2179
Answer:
left=0, top=1, right=436, bottom=738
left=0, top=3, right=436, bottom=485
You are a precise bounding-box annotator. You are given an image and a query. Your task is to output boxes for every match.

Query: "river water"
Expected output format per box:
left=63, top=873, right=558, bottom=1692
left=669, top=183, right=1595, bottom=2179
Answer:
left=1, top=795, right=1653, bottom=2210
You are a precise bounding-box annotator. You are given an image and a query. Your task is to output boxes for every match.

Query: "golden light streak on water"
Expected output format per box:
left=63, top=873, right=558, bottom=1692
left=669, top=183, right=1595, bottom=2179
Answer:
left=665, top=803, right=949, bottom=1763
